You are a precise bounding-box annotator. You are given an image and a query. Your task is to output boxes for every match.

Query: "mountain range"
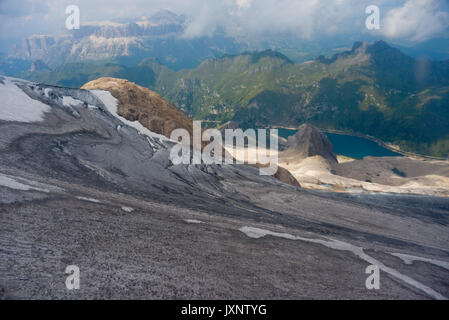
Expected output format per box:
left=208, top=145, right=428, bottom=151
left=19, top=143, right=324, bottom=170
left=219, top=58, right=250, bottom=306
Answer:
left=2, top=10, right=243, bottom=71
left=15, top=41, right=449, bottom=158
left=154, top=41, right=449, bottom=158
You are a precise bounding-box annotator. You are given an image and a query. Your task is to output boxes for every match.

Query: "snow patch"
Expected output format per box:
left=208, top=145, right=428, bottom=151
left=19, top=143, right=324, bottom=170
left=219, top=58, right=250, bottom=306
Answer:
left=76, top=196, right=101, bottom=203
left=0, top=173, right=49, bottom=192
left=61, top=96, right=83, bottom=107
left=390, top=252, right=449, bottom=271
left=0, top=77, right=51, bottom=122
left=240, top=226, right=296, bottom=239
left=240, top=226, right=447, bottom=300
left=184, top=219, right=204, bottom=224
left=121, top=206, right=134, bottom=212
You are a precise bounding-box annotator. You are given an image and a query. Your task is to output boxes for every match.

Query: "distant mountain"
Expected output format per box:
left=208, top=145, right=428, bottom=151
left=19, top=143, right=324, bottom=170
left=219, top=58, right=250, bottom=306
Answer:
left=393, top=37, right=449, bottom=61
left=19, top=61, right=157, bottom=88
left=154, top=49, right=295, bottom=120
left=12, top=35, right=56, bottom=62
left=14, top=41, right=449, bottom=157
left=1, top=11, right=381, bottom=74
left=5, top=10, right=243, bottom=71
left=0, top=58, right=34, bottom=76
left=29, top=60, right=51, bottom=72
left=153, top=41, right=449, bottom=158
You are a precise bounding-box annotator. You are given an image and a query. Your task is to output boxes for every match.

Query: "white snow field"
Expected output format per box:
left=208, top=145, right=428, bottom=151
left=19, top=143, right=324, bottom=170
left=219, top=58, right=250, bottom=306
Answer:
left=0, top=77, right=51, bottom=123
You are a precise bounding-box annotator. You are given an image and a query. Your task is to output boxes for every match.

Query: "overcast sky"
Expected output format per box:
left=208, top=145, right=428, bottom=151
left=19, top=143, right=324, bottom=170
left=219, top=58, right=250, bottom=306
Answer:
left=0, top=0, right=448, bottom=45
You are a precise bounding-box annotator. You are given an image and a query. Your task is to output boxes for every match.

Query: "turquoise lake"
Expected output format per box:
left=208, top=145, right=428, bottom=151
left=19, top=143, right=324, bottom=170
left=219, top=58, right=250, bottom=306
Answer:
left=276, top=128, right=402, bottom=159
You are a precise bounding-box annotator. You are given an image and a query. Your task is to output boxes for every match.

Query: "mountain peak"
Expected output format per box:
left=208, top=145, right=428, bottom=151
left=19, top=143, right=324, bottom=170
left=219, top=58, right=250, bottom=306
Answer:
left=150, top=9, right=180, bottom=20
left=82, top=77, right=193, bottom=138
left=367, top=40, right=401, bottom=55
left=284, top=124, right=337, bottom=163
left=364, top=40, right=415, bottom=75
left=218, top=49, right=293, bottom=65
left=352, top=41, right=364, bottom=51
left=249, top=49, right=294, bottom=64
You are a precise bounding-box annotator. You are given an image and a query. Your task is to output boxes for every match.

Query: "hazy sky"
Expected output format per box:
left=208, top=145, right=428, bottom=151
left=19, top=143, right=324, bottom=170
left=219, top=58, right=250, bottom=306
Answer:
left=0, top=0, right=448, bottom=45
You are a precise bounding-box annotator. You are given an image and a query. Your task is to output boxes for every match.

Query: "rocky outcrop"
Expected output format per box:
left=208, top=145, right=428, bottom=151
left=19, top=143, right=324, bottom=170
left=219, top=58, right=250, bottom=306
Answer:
left=273, top=166, right=301, bottom=187
left=282, top=123, right=337, bottom=163
left=82, top=77, right=193, bottom=139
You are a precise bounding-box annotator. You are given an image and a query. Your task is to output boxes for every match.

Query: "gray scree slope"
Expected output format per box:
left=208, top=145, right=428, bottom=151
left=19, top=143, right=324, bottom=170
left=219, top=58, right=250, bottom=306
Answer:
left=0, top=76, right=448, bottom=299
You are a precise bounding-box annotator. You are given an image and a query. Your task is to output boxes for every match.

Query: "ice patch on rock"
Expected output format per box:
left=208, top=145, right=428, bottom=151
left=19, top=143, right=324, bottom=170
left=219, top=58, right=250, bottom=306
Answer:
left=185, top=219, right=203, bottom=224
left=0, top=77, right=51, bottom=122
left=62, top=96, right=83, bottom=107
left=76, top=196, right=101, bottom=203
left=240, top=226, right=447, bottom=300
left=121, top=206, right=134, bottom=212
left=0, top=173, right=50, bottom=192
left=44, top=88, right=52, bottom=98
left=390, top=252, right=449, bottom=271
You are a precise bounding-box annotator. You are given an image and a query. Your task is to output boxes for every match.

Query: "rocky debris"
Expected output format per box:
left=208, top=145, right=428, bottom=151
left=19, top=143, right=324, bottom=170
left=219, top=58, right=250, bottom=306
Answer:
left=335, top=156, right=449, bottom=187
left=273, top=166, right=301, bottom=187
left=282, top=123, right=337, bottom=163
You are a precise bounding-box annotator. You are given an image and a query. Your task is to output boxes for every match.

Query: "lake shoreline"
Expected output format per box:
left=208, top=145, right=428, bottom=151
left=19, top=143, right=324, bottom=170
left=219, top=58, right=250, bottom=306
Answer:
left=274, top=126, right=447, bottom=161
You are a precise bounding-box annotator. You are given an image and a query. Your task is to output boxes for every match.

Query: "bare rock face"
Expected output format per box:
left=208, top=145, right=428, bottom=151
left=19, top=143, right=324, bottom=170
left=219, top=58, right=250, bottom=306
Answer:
left=15, top=35, right=55, bottom=60
left=82, top=77, right=193, bottom=139
left=283, top=123, right=337, bottom=163
left=8, top=11, right=185, bottom=66
left=273, top=166, right=301, bottom=187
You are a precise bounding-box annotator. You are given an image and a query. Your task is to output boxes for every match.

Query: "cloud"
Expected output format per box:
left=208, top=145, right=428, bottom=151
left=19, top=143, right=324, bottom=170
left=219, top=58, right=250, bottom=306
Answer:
left=0, top=0, right=448, bottom=44
left=181, top=0, right=370, bottom=39
left=0, top=0, right=49, bottom=17
left=182, top=1, right=234, bottom=38
left=382, top=0, right=449, bottom=42
left=181, top=0, right=449, bottom=42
